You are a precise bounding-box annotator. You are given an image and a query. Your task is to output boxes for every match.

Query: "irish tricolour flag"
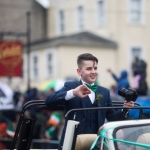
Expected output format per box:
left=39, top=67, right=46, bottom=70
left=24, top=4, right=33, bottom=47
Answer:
left=48, top=112, right=62, bottom=126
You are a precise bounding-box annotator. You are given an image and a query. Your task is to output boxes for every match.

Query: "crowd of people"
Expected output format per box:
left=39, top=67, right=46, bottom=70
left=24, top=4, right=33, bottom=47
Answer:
left=0, top=55, right=149, bottom=149
left=0, top=87, right=64, bottom=149
left=108, top=57, right=148, bottom=97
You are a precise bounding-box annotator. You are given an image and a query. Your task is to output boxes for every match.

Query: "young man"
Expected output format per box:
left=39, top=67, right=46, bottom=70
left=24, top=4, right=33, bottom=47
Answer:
left=45, top=53, right=134, bottom=149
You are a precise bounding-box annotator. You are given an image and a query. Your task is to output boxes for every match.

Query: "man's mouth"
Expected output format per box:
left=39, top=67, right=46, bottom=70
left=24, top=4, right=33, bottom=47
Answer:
left=90, top=76, right=96, bottom=79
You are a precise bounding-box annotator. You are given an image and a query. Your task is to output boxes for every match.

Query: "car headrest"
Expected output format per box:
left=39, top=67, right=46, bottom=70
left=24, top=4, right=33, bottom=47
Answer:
left=74, top=134, right=97, bottom=150
left=136, top=133, right=150, bottom=150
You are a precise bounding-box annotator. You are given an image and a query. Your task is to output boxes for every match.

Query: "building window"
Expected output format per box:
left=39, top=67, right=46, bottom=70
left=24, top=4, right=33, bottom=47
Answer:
left=59, top=10, right=65, bottom=33
left=97, top=0, right=105, bottom=24
left=77, top=5, right=84, bottom=30
left=131, top=47, right=142, bottom=69
left=132, top=47, right=142, bottom=59
left=130, top=0, right=142, bottom=23
left=47, top=53, right=53, bottom=76
left=33, top=56, right=38, bottom=78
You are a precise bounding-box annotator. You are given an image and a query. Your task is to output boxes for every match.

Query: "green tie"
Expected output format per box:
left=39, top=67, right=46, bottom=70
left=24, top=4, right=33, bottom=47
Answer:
left=85, top=84, right=97, bottom=92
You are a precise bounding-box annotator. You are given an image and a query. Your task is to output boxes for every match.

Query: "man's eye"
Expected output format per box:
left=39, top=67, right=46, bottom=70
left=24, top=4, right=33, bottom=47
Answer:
left=87, top=68, right=91, bottom=70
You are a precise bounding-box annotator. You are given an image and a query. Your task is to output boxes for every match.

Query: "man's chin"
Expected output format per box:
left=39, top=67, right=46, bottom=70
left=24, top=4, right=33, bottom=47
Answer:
left=89, top=79, right=96, bottom=83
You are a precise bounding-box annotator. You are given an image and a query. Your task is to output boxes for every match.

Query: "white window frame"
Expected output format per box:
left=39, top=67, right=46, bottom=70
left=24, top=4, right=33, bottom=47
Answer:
left=127, top=0, right=145, bottom=25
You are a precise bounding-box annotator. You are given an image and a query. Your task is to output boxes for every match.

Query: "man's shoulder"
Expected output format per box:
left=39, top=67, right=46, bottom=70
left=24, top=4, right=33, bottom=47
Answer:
left=65, top=81, right=80, bottom=87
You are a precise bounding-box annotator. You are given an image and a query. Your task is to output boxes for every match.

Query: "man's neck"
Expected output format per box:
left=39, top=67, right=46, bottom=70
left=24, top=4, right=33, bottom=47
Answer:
left=81, top=79, right=94, bottom=86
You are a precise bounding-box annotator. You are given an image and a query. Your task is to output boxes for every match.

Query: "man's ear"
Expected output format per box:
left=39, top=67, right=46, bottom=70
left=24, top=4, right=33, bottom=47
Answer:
left=77, top=68, right=81, bottom=76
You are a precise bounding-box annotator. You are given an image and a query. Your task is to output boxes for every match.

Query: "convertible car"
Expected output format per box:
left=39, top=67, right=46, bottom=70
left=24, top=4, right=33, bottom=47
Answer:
left=9, top=100, right=150, bottom=150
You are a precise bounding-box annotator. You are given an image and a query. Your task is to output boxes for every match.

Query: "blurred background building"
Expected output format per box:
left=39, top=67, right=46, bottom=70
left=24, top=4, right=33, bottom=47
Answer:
left=0, top=0, right=149, bottom=92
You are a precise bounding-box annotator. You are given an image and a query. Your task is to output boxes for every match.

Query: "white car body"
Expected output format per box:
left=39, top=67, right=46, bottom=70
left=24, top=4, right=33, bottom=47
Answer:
left=91, top=119, right=150, bottom=150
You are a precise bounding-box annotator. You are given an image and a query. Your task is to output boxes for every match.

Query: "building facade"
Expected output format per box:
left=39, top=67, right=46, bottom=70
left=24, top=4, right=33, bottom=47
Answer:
left=46, top=0, right=150, bottom=90
left=0, top=0, right=47, bottom=42
left=1, top=0, right=150, bottom=92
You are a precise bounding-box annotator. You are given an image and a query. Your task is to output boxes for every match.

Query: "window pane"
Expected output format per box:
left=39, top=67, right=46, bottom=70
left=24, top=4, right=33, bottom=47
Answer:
left=47, top=53, right=53, bottom=76
left=48, top=66, right=52, bottom=75
left=48, top=53, right=52, bottom=61
left=77, top=6, right=84, bottom=29
left=98, top=0, right=105, bottom=24
left=132, top=47, right=141, bottom=59
left=33, top=56, right=37, bottom=64
left=130, top=0, right=141, bottom=23
left=33, top=56, right=38, bottom=77
left=59, top=10, right=65, bottom=32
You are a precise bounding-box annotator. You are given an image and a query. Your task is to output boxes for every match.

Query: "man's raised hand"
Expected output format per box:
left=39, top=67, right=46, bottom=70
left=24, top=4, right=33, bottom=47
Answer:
left=73, top=84, right=91, bottom=98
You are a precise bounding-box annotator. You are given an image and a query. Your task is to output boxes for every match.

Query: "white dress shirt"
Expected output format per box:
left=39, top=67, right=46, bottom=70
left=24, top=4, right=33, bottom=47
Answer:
left=65, top=80, right=95, bottom=104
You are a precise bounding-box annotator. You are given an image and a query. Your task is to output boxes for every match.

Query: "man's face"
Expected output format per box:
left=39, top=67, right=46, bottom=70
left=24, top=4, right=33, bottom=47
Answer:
left=77, top=60, right=98, bottom=84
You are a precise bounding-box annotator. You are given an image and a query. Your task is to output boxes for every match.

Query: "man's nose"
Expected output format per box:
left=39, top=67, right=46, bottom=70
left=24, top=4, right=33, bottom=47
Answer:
left=91, top=68, right=96, bottom=73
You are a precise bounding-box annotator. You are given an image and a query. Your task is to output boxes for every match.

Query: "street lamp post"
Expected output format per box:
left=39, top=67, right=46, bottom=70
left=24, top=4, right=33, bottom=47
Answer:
left=26, top=12, right=31, bottom=90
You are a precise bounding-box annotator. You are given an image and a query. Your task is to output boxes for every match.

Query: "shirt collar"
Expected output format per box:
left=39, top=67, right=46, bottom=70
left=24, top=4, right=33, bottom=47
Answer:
left=81, top=79, right=94, bottom=86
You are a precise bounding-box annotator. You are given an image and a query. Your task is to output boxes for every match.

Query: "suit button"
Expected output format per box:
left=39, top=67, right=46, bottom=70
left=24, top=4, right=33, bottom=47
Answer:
left=82, top=119, right=85, bottom=122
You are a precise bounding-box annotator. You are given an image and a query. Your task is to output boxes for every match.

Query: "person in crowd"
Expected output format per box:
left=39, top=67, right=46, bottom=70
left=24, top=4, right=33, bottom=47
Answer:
left=137, top=78, right=148, bottom=96
left=132, top=71, right=141, bottom=90
left=39, top=111, right=62, bottom=149
left=132, top=57, right=148, bottom=96
left=110, top=84, right=116, bottom=95
left=46, top=88, right=55, bottom=96
left=107, top=69, right=130, bottom=94
left=39, top=92, right=46, bottom=100
left=24, top=88, right=40, bottom=118
left=45, top=53, right=134, bottom=150
left=44, top=111, right=62, bottom=140
left=0, top=111, right=16, bottom=149
left=0, top=120, right=7, bottom=149
left=132, top=57, right=147, bottom=79
left=13, top=87, right=21, bottom=106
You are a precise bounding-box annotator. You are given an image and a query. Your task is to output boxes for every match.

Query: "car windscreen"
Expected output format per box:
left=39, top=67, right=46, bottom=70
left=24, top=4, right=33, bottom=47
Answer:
left=113, top=123, right=150, bottom=150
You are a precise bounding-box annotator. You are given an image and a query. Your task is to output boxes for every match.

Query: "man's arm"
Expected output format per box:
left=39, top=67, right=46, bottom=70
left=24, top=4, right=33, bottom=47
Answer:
left=112, top=73, right=119, bottom=82
left=72, top=84, right=91, bottom=98
left=107, top=69, right=119, bottom=82
left=45, top=82, right=69, bottom=106
left=106, top=90, right=134, bottom=121
left=45, top=82, right=91, bottom=106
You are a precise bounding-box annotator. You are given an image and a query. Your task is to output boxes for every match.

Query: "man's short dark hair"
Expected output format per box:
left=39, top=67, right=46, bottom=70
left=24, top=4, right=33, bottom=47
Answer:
left=77, top=53, right=98, bottom=68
